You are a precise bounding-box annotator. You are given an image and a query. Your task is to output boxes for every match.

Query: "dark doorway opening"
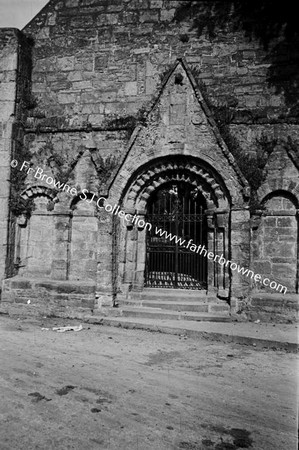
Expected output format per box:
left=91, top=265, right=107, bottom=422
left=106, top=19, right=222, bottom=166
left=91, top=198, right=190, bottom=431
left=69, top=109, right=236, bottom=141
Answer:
left=145, top=181, right=208, bottom=289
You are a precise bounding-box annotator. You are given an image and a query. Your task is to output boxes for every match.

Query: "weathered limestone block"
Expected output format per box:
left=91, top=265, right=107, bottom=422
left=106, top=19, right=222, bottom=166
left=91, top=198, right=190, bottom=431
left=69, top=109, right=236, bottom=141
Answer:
left=1, top=277, right=96, bottom=312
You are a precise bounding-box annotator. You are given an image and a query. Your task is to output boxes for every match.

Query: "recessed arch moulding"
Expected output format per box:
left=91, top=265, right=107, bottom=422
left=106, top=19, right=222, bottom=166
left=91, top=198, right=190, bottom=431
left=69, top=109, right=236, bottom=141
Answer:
left=110, top=152, right=249, bottom=302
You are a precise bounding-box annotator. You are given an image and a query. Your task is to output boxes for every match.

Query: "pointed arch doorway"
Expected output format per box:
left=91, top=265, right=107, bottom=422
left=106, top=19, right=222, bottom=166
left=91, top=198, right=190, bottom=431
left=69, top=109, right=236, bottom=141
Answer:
left=145, top=181, right=208, bottom=289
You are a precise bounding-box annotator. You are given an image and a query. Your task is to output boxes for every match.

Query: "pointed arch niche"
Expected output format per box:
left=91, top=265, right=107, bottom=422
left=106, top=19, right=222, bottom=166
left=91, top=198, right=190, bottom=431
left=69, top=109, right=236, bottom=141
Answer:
left=116, top=156, right=233, bottom=299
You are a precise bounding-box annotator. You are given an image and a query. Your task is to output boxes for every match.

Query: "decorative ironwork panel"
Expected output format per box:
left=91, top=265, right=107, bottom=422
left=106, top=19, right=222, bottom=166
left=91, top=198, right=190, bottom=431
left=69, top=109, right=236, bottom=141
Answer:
left=145, top=182, right=207, bottom=289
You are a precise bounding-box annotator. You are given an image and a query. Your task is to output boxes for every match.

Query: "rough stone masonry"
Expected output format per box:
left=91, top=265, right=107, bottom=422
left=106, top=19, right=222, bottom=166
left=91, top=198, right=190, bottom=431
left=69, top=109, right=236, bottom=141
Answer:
left=0, top=0, right=298, bottom=321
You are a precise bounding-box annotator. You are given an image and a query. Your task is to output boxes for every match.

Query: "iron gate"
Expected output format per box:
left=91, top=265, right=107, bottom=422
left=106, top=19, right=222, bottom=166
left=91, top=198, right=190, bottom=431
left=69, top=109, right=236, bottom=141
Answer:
left=145, top=182, right=207, bottom=289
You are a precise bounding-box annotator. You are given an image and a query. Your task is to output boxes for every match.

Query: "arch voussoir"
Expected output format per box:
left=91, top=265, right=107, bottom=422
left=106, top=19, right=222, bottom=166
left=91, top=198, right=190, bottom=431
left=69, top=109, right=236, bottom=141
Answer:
left=123, top=157, right=230, bottom=213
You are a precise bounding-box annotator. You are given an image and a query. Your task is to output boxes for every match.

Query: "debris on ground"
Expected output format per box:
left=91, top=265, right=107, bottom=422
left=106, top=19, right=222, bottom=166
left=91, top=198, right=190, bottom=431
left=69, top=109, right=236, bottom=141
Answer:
left=91, top=408, right=101, bottom=413
left=52, top=324, right=83, bottom=333
left=28, top=392, right=52, bottom=402
left=56, top=385, right=76, bottom=396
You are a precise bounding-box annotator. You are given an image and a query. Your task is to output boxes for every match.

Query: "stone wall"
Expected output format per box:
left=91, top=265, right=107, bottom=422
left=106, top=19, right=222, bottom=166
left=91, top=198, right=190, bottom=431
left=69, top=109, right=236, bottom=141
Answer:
left=0, top=0, right=298, bottom=314
left=0, top=29, right=18, bottom=286
left=0, top=29, right=32, bottom=286
left=21, top=0, right=299, bottom=174
left=23, top=0, right=297, bottom=129
left=1, top=277, right=96, bottom=314
left=252, top=206, right=297, bottom=293
left=249, top=144, right=299, bottom=295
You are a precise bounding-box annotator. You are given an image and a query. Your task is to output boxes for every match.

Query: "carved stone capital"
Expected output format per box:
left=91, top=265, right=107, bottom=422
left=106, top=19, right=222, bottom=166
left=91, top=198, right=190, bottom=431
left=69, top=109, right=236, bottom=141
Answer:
left=250, top=214, right=262, bottom=230
left=215, top=212, right=229, bottom=229
left=136, top=215, right=147, bottom=230
left=206, top=214, right=215, bottom=229
left=16, top=214, right=27, bottom=227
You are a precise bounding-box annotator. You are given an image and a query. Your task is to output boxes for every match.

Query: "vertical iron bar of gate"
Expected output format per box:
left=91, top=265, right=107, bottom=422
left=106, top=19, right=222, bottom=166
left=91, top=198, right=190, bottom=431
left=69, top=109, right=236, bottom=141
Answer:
left=187, top=196, right=190, bottom=285
left=175, top=201, right=178, bottom=288
left=190, top=195, right=192, bottom=284
left=199, top=206, right=203, bottom=284
left=165, top=195, right=167, bottom=287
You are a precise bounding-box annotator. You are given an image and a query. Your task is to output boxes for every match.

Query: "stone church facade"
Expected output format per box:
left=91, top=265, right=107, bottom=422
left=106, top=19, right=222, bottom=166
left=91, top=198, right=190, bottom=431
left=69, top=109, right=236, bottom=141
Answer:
left=0, top=1, right=298, bottom=321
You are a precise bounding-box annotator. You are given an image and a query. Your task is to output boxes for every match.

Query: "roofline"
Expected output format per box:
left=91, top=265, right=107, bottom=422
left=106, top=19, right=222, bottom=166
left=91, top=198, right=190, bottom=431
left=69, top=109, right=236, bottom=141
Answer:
left=22, top=0, right=57, bottom=32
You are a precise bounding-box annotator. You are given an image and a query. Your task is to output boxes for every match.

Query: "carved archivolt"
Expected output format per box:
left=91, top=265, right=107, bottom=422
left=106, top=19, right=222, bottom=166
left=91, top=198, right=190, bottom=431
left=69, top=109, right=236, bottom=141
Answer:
left=123, top=159, right=229, bottom=212
left=20, top=185, right=58, bottom=201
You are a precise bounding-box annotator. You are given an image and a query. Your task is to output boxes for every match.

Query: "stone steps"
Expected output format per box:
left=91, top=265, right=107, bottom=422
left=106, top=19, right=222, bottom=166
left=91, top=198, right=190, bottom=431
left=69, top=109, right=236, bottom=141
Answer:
left=119, top=298, right=229, bottom=313
left=117, top=288, right=231, bottom=322
left=131, top=288, right=210, bottom=302
left=117, top=306, right=231, bottom=322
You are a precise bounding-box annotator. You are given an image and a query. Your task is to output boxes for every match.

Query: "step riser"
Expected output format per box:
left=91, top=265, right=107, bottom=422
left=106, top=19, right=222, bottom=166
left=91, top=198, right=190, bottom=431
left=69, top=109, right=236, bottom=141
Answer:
left=134, top=295, right=210, bottom=302
left=130, top=289, right=210, bottom=302
left=180, top=315, right=231, bottom=322
left=132, top=302, right=209, bottom=312
left=121, top=310, right=230, bottom=322
left=141, top=288, right=207, bottom=294
left=210, top=304, right=230, bottom=313
left=143, top=302, right=209, bottom=312
left=119, top=300, right=229, bottom=313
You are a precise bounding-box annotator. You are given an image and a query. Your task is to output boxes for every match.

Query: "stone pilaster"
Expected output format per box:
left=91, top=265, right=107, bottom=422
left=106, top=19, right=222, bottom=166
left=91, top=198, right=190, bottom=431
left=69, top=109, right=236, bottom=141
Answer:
left=51, top=212, right=70, bottom=280
left=0, top=30, right=19, bottom=284
left=133, top=214, right=147, bottom=290
left=206, top=213, right=216, bottom=294
left=95, top=208, right=113, bottom=305
left=215, top=211, right=230, bottom=297
left=230, top=209, right=251, bottom=300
